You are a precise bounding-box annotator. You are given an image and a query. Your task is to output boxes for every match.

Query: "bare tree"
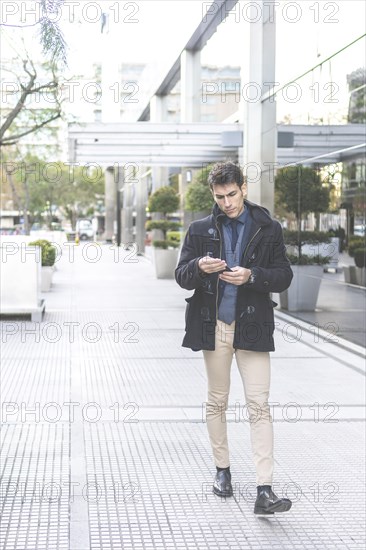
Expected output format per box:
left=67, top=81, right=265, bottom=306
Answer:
left=0, top=58, right=62, bottom=147
left=0, top=0, right=67, bottom=146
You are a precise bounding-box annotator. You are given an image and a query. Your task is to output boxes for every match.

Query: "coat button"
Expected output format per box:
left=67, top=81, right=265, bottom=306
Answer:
left=189, top=272, right=193, bottom=279
left=240, top=306, right=256, bottom=316
left=264, top=281, right=269, bottom=286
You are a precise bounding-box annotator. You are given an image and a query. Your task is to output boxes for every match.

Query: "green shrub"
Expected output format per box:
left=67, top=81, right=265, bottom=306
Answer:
left=147, top=186, right=180, bottom=215
left=286, top=253, right=332, bottom=265
left=354, top=248, right=366, bottom=268
left=146, top=220, right=180, bottom=233
left=283, top=230, right=331, bottom=246
left=152, top=239, right=180, bottom=249
left=284, top=231, right=332, bottom=264
left=166, top=231, right=181, bottom=244
left=28, top=239, right=56, bottom=266
left=146, top=185, right=181, bottom=248
left=185, top=181, right=214, bottom=212
left=184, top=164, right=215, bottom=212
left=348, top=237, right=365, bottom=257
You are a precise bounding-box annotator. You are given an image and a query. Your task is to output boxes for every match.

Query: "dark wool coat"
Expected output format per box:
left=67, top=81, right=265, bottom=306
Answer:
left=175, top=200, right=293, bottom=352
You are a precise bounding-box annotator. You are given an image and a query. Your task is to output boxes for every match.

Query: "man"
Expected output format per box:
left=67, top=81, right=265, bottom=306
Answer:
left=175, top=161, right=293, bottom=515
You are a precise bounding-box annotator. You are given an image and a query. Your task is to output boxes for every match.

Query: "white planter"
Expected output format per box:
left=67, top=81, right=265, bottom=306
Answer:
left=280, top=265, right=324, bottom=311
left=41, top=266, right=54, bottom=292
left=355, top=267, right=366, bottom=286
left=153, top=248, right=179, bottom=279
left=344, top=266, right=366, bottom=286
left=0, top=244, right=45, bottom=321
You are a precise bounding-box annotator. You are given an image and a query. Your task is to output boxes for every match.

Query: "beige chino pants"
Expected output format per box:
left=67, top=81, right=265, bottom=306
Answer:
left=202, top=319, right=274, bottom=486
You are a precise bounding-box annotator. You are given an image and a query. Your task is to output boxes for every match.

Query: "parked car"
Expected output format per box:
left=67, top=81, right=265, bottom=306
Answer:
left=75, top=219, right=95, bottom=241
left=0, top=226, right=21, bottom=235
left=353, top=224, right=365, bottom=237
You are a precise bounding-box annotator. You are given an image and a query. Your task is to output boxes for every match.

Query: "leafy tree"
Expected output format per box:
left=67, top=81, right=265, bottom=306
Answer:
left=353, top=186, right=366, bottom=219
left=275, top=165, right=332, bottom=258
left=347, top=68, right=366, bottom=123
left=275, top=165, right=331, bottom=226
left=148, top=186, right=180, bottom=216
left=185, top=164, right=214, bottom=212
left=59, top=165, right=105, bottom=229
left=1, top=154, right=104, bottom=233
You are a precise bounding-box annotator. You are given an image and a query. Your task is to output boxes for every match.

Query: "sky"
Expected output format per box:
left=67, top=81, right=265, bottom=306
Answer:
left=65, top=0, right=366, bottom=123
left=1, top=0, right=365, bottom=123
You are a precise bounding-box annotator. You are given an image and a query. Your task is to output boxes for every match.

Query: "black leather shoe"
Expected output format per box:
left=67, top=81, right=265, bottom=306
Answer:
left=212, top=470, right=233, bottom=497
left=254, top=486, right=292, bottom=515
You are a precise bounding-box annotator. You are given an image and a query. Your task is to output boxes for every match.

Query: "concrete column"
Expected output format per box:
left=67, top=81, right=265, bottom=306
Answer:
left=242, top=0, right=276, bottom=213
left=180, top=49, right=201, bottom=123
left=100, top=19, right=121, bottom=243
left=135, top=166, right=149, bottom=255
left=128, top=97, right=167, bottom=251
left=103, top=167, right=117, bottom=242
left=150, top=94, right=167, bottom=122
left=121, top=164, right=134, bottom=246
left=180, top=169, right=190, bottom=232
left=101, top=17, right=120, bottom=123
left=150, top=94, right=169, bottom=190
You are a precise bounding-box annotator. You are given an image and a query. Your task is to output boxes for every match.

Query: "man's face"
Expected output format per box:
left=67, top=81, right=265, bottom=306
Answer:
left=211, top=182, right=246, bottom=218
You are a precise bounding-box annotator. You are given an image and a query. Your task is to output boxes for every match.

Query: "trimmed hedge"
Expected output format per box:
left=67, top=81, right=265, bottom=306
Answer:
left=286, top=253, right=332, bottom=265
left=146, top=220, right=181, bottom=233
left=348, top=237, right=366, bottom=257
left=283, top=230, right=331, bottom=246
left=354, top=248, right=366, bottom=268
left=28, top=239, right=56, bottom=266
left=152, top=239, right=180, bottom=249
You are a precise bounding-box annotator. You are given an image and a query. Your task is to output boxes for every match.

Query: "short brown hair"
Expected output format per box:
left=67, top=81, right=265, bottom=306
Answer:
left=207, top=161, right=245, bottom=190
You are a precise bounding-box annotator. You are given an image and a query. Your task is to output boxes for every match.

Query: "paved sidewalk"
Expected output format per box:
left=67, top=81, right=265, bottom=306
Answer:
left=1, top=242, right=365, bottom=550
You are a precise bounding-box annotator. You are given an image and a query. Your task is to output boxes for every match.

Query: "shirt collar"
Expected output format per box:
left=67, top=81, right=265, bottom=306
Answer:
left=222, top=205, right=248, bottom=226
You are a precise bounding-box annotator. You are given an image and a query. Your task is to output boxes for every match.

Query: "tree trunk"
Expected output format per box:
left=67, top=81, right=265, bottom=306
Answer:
left=23, top=179, right=31, bottom=235
left=297, top=214, right=302, bottom=258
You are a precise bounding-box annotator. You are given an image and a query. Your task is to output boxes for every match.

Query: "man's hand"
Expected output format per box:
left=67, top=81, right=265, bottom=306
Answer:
left=198, top=256, right=227, bottom=274
left=218, top=266, right=252, bottom=285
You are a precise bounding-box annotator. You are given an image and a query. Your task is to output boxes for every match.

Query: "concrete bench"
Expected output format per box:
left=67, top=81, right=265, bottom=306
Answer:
left=0, top=244, right=45, bottom=322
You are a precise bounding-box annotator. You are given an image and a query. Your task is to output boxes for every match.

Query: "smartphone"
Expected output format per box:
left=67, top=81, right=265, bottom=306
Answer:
left=206, top=253, right=232, bottom=272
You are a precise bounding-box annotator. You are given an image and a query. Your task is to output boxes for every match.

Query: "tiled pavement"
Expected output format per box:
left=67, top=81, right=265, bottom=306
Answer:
left=1, top=242, right=365, bottom=550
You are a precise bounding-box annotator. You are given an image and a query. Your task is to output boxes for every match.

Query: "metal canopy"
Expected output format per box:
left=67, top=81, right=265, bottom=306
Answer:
left=68, top=122, right=242, bottom=167
left=68, top=122, right=366, bottom=167
left=276, top=124, right=366, bottom=165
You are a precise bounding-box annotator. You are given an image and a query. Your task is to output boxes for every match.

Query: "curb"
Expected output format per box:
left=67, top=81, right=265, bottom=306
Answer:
left=274, top=308, right=366, bottom=359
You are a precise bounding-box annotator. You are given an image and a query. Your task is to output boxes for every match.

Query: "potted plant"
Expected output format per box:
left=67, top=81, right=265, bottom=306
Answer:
left=29, top=239, right=57, bottom=291
left=146, top=186, right=181, bottom=278
left=344, top=236, right=366, bottom=286
left=279, top=231, right=332, bottom=311
left=275, top=165, right=333, bottom=311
